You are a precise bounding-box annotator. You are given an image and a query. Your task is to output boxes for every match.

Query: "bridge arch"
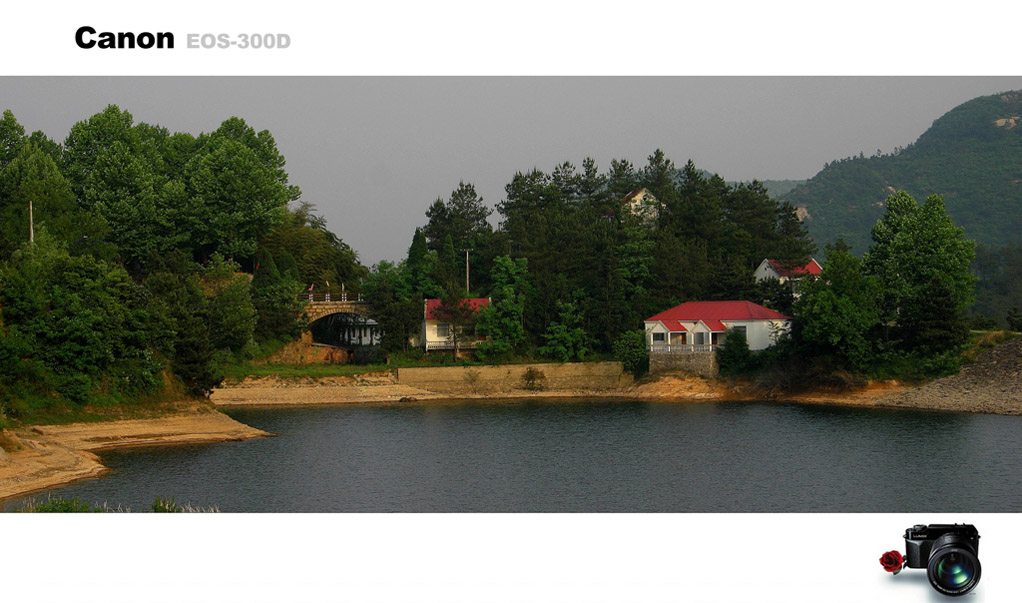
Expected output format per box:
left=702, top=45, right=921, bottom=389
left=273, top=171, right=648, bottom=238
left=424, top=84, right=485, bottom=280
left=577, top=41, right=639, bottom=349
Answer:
left=304, top=300, right=372, bottom=323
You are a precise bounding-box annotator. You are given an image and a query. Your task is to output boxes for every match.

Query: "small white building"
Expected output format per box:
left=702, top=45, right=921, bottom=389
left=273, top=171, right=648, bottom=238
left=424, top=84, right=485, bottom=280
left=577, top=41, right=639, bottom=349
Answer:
left=620, top=188, right=659, bottom=222
left=644, top=300, right=791, bottom=352
left=753, top=258, right=822, bottom=284
left=416, top=298, right=490, bottom=351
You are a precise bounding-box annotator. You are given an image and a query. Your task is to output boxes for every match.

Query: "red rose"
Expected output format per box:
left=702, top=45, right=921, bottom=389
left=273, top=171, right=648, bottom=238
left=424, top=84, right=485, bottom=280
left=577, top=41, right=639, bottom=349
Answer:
left=880, top=550, right=904, bottom=573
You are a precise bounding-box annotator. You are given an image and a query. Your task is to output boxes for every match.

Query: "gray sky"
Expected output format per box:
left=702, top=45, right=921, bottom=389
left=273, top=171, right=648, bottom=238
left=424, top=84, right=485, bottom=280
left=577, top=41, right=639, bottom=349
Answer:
left=4, top=77, right=1021, bottom=265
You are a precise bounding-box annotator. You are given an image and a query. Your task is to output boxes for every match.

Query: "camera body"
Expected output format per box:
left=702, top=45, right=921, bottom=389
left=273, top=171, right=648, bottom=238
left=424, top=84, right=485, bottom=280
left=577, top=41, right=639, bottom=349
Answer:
left=904, top=524, right=980, bottom=568
left=903, top=524, right=981, bottom=596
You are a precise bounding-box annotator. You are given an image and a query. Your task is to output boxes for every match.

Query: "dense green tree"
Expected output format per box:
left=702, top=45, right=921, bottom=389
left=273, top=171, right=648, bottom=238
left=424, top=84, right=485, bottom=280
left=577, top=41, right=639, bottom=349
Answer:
left=539, top=301, right=590, bottom=362
left=62, top=105, right=159, bottom=198
left=250, top=248, right=306, bottom=342
left=0, top=233, right=163, bottom=407
left=259, top=202, right=365, bottom=290
left=432, top=284, right=480, bottom=359
left=1007, top=307, right=1022, bottom=331
left=82, top=139, right=180, bottom=266
left=183, top=136, right=290, bottom=260
left=794, top=241, right=881, bottom=372
left=143, top=252, right=221, bottom=397
left=612, top=330, right=649, bottom=376
left=0, top=144, right=110, bottom=260
left=0, top=109, right=26, bottom=170
left=971, top=242, right=1022, bottom=327
left=424, top=181, right=492, bottom=254
left=202, top=254, right=257, bottom=353
left=476, top=256, right=528, bottom=362
left=864, top=192, right=976, bottom=354
left=717, top=328, right=753, bottom=376
left=364, top=260, right=422, bottom=353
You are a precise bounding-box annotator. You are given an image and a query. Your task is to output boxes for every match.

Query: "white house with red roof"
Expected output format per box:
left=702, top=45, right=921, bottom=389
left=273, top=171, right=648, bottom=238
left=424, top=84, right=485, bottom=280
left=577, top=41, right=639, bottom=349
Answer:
left=753, top=258, right=822, bottom=284
left=644, top=300, right=791, bottom=352
left=416, top=298, right=491, bottom=351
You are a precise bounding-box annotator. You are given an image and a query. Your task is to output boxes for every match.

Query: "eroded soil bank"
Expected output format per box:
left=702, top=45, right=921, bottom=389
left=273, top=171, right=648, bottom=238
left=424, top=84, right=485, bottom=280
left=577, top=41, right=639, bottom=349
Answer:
left=0, top=406, right=272, bottom=502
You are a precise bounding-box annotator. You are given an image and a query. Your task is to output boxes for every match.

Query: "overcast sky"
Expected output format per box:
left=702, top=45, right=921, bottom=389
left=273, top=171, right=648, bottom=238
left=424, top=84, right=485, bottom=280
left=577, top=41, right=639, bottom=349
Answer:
left=4, top=77, right=1021, bottom=265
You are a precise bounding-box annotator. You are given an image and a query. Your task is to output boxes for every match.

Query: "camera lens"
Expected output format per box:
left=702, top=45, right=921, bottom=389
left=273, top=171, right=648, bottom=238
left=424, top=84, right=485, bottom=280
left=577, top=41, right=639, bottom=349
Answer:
left=934, top=553, right=976, bottom=589
left=926, top=539, right=981, bottom=596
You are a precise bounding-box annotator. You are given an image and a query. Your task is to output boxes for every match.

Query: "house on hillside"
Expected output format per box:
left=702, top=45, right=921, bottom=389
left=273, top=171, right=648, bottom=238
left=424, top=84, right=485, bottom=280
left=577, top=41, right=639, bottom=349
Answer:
left=415, top=298, right=491, bottom=351
left=753, top=258, right=822, bottom=284
left=644, top=300, right=791, bottom=352
left=620, top=188, right=659, bottom=222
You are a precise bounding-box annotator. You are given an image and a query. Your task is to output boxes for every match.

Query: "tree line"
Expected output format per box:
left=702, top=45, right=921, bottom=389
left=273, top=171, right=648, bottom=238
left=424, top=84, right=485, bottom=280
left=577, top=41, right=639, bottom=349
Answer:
left=366, top=150, right=817, bottom=362
left=0, top=106, right=364, bottom=423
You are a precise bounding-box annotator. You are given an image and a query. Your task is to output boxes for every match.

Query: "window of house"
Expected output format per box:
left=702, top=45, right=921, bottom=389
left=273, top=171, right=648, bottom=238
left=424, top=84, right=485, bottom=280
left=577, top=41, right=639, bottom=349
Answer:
left=733, top=325, right=747, bottom=337
left=436, top=323, right=450, bottom=338
left=652, top=332, right=666, bottom=343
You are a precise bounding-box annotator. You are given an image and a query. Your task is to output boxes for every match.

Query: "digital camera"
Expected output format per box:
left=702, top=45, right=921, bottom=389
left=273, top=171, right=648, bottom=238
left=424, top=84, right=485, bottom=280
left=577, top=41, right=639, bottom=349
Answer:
left=904, top=524, right=981, bottom=596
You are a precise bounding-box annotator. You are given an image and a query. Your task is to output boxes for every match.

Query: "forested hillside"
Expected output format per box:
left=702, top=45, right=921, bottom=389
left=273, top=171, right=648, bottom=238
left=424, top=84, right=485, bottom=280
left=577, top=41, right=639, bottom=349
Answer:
left=782, top=90, right=1022, bottom=254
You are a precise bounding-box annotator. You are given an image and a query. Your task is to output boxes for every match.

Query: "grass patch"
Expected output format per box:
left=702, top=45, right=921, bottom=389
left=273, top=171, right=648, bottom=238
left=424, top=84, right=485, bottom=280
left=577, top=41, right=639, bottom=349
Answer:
left=222, top=362, right=395, bottom=382
left=0, top=430, right=25, bottom=453
left=15, top=495, right=219, bottom=513
left=962, top=330, right=1018, bottom=364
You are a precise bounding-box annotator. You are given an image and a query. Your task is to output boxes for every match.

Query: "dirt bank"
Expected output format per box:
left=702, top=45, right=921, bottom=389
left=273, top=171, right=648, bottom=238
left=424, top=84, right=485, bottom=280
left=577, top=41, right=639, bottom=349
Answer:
left=0, top=407, right=272, bottom=502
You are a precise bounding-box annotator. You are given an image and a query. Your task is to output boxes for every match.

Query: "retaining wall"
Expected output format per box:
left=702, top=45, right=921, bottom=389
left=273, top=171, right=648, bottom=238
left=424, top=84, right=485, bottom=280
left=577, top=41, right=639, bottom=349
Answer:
left=649, top=351, right=717, bottom=377
left=397, top=362, right=632, bottom=394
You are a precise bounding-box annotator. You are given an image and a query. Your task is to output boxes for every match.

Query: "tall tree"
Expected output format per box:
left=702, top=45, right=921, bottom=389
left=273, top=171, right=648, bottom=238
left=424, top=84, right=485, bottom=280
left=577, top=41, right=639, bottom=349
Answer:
left=183, top=136, right=290, bottom=260
left=864, top=191, right=976, bottom=354
left=476, top=256, right=529, bottom=361
left=0, top=109, right=26, bottom=170
left=0, top=144, right=111, bottom=261
left=794, top=240, right=881, bottom=372
left=424, top=181, right=492, bottom=253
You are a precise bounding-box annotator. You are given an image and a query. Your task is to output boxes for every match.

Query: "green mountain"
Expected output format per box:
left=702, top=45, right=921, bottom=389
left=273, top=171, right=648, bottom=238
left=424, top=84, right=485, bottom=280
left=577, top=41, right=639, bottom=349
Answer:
left=781, top=90, right=1022, bottom=253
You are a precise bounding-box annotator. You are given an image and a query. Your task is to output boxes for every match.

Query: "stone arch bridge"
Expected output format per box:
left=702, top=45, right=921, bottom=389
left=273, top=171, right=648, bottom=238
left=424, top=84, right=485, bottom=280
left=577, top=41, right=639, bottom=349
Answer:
left=304, top=299, right=372, bottom=323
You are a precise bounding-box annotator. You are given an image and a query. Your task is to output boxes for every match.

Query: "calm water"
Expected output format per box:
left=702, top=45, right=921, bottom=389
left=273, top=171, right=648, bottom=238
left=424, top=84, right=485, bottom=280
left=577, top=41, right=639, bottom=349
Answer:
left=6, top=399, right=1022, bottom=512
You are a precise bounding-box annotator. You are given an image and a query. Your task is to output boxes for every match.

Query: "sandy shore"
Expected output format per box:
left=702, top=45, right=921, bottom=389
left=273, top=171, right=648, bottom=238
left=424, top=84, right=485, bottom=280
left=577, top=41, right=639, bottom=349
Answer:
left=0, top=408, right=272, bottom=502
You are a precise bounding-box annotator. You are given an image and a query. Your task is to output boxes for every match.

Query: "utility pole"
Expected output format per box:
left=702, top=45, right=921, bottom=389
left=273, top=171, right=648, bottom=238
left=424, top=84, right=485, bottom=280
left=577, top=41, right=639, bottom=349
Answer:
left=29, top=198, right=34, bottom=244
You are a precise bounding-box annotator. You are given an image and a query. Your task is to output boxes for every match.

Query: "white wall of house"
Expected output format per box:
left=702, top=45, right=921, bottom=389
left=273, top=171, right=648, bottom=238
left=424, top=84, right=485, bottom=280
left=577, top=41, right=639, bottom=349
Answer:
left=753, top=260, right=783, bottom=283
left=424, top=319, right=449, bottom=345
left=719, top=320, right=787, bottom=351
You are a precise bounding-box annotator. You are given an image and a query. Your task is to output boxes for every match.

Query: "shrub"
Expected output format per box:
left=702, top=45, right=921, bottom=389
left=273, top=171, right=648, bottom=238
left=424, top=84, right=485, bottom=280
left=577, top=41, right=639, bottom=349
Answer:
left=717, top=328, right=753, bottom=377
left=521, top=367, right=546, bottom=390
left=613, top=330, right=649, bottom=377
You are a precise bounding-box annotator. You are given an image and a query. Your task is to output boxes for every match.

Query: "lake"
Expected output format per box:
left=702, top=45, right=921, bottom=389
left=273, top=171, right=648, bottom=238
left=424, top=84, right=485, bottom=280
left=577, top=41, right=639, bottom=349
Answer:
left=5, top=399, right=1021, bottom=512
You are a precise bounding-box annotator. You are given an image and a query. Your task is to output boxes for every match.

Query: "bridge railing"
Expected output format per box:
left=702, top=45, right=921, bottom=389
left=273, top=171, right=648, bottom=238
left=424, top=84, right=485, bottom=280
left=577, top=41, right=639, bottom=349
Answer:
left=298, top=292, right=367, bottom=303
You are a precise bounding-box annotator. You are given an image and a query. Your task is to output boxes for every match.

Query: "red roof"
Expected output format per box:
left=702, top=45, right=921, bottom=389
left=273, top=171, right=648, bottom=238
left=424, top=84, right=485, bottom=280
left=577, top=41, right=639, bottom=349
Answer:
left=700, top=319, right=727, bottom=332
left=658, top=320, right=688, bottom=332
left=425, top=298, right=490, bottom=320
left=645, top=301, right=790, bottom=324
left=766, top=258, right=822, bottom=278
